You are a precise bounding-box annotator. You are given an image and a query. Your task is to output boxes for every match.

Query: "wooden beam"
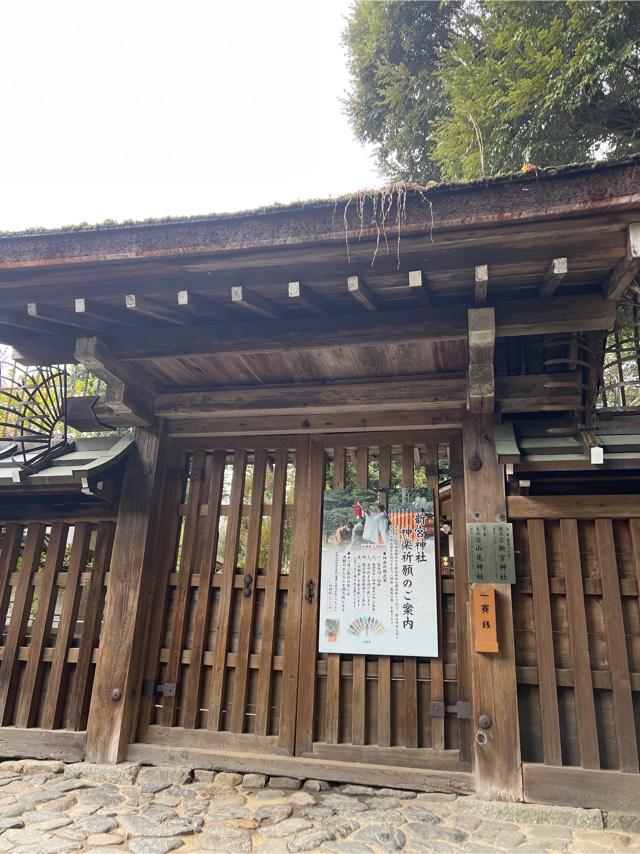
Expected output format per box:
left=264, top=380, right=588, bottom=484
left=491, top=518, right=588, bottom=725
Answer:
left=177, top=290, right=236, bottom=323
left=497, top=371, right=583, bottom=413
left=287, top=281, right=329, bottom=315
left=474, top=265, right=488, bottom=304
left=155, top=374, right=467, bottom=418
left=231, top=286, right=281, bottom=319
left=125, top=294, right=187, bottom=325
left=467, top=307, right=495, bottom=413
left=538, top=257, right=568, bottom=297
left=409, top=270, right=430, bottom=307
left=0, top=310, right=60, bottom=337
left=75, top=336, right=153, bottom=427
left=85, top=421, right=169, bottom=763
left=603, top=223, right=640, bottom=300
left=66, top=395, right=145, bottom=431
left=75, top=298, right=141, bottom=329
left=347, top=276, right=379, bottom=312
left=507, top=494, right=640, bottom=520
left=523, top=763, right=640, bottom=812
left=12, top=295, right=615, bottom=366
left=463, top=414, right=522, bottom=801
left=27, top=302, right=110, bottom=334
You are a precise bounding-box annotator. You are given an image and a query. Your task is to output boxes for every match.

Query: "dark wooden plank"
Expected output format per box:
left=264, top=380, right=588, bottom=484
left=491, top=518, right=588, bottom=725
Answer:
left=182, top=450, right=226, bottom=730
left=508, top=495, right=640, bottom=520
left=293, top=439, right=325, bottom=754
left=161, top=450, right=207, bottom=726
left=0, top=524, right=45, bottom=725
left=463, top=414, right=521, bottom=800
left=0, top=728, right=85, bottom=762
left=523, top=762, right=640, bottom=812
left=325, top=654, right=341, bottom=745
left=207, top=450, right=247, bottom=731
left=231, top=451, right=267, bottom=733
left=333, top=447, right=346, bottom=490
left=255, top=449, right=288, bottom=736
left=67, top=521, right=115, bottom=731
left=41, top=523, right=92, bottom=729
left=595, top=518, right=639, bottom=773
left=560, top=518, right=600, bottom=770
left=355, top=447, right=368, bottom=490
left=0, top=526, right=23, bottom=637
left=450, top=437, right=471, bottom=765
left=527, top=519, right=562, bottom=766
left=631, top=519, right=640, bottom=620
left=85, top=422, right=169, bottom=763
left=15, top=524, right=68, bottom=728
left=311, top=742, right=469, bottom=772
left=352, top=655, right=366, bottom=746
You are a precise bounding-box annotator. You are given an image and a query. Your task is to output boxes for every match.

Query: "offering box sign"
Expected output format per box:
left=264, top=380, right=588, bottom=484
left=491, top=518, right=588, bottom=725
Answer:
left=318, top=486, right=438, bottom=657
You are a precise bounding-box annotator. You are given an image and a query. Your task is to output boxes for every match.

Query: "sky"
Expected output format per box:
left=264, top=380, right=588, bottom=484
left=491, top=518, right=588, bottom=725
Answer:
left=0, top=0, right=380, bottom=232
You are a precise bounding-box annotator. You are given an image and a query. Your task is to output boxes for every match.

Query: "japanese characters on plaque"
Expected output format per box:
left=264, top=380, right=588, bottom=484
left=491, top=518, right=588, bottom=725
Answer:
left=466, top=522, right=516, bottom=584
left=318, top=486, right=438, bottom=657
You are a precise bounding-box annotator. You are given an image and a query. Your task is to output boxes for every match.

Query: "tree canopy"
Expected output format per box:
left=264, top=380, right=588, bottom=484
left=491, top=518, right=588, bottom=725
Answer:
left=343, top=0, right=640, bottom=183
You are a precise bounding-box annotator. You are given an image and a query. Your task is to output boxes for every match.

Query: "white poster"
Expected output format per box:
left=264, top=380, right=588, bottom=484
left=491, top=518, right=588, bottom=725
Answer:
left=318, top=487, right=438, bottom=657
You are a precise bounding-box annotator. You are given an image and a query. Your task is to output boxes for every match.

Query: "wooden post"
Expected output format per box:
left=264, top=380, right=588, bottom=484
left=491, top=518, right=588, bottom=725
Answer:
left=85, top=420, right=169, bottom=764
left=463, top=413, right=522, bottom=800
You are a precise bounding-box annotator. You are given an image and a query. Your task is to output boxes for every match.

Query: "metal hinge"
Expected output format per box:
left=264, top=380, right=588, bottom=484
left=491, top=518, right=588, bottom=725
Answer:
left=142, top=680, right=178, bottom=698
left=429, top=700, right=471, bottom=719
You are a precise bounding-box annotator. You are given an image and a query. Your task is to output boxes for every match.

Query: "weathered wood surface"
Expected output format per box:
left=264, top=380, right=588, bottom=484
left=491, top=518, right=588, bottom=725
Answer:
left=463, top=414, right=522, bottom=801
left=523, top=763, right=640, bottom=811
left=85, top=422, right=169, bottom=763
left=0, top=729, right=85, bottom=762
left=508, top=495, right=640, bottom=519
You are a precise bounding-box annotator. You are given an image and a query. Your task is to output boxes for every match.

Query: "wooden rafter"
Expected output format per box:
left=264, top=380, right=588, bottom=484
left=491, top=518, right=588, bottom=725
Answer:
left=467, top=307, right=495, bottom=413
left=409, top=270, right=430, bottom=307
left=231, top=286, right=281, bottom=319
left=347, top=276, right=379, bottom=312
left=177, top=290, right=236, bottom=323
left=539, top=257, right=568, bottom=297
left=75, top=298, right=140, bottom=328
left=474, top=265, right=489, bottom=305
left=125, top=294, right=187, bottom=325
left=27, top=302, right=110, bottom=334
left=287, top=282, right=329, bottom=315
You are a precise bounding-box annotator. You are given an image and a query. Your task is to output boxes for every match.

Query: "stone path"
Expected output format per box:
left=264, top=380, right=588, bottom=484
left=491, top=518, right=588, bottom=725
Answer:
left=0, top=760, right=637, bottom=853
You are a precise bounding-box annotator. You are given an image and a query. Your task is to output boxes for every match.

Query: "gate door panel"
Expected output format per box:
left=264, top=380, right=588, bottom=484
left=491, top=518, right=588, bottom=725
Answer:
left=136, top=439, right=306, bottom=755
left=296, top=434, right=471, bottom=772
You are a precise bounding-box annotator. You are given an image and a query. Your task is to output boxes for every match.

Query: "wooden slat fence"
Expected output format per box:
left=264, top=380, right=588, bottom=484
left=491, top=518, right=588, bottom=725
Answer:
left=0, top=520, right=114, bottom=751
left=509, top=496, right=640, bottom=774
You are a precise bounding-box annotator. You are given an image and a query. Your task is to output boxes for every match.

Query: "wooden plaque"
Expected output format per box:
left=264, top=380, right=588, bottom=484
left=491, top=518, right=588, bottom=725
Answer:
left=472, top=585, right=499, bottom=653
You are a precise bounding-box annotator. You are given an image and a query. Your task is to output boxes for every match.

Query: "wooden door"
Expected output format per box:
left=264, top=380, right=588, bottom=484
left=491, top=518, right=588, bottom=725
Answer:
left=295, top=433, right=472, bottom=775
left=135, top=437, right=308, bottom=756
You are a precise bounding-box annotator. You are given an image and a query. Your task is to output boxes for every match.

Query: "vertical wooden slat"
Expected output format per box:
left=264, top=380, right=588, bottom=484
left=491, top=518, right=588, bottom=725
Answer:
left=231, top=451, right=267, bottom=733
left=255, top=449, right=288, bottom=736
left=0, top=524, right=45, bottom=725
left=68, top=521, right=115, bottom=731
left=15, top=524, right=68, bottom=728
left=425, top=442, right=444, bottom=750
left=325, top=654, right=341, bottom=744
left=401, top=445, right=418, bottom=748
left=293, top=438, right=325, bottom=754
left=450, top=437, right=471, bottom=765
left=560, top=518, right=599, bottom=770
left=351, top=445, right=368, bottom=746
left=161, top=449, right=207, bottom=726
left=136, top=443, right=185, bottom=737
left=333, top=447, right=346, bottom=490
left=528, top=519, right=562, bottom=766
left=596, top=518, right=639, bottom=772
left=0, top=526, right=22, bottom=632
left=207, top=449, right=247, bottom=731
left=377, top=444, right=392, bottom=748
left=41, top=523, right=92, bottom=730
left=182, top=450, right=225, bottom=730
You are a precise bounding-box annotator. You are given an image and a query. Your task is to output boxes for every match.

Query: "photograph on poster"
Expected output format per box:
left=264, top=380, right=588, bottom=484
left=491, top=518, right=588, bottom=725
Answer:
left=318, top=485, right=438, bottom=657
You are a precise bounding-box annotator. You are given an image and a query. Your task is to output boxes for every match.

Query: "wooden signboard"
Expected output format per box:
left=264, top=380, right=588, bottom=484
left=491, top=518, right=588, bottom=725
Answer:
left=467, top=522, right=516, bottom=583
left=472, top=585, right=499, bottom=653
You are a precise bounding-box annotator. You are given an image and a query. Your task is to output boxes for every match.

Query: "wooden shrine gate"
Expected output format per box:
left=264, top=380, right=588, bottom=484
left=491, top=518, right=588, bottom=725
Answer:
left=130, top=432, right=473, bottom=790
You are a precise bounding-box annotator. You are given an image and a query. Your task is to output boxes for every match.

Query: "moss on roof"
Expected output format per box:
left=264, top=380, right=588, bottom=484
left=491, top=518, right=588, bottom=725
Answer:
left=2, top=154, right=639, bottom=240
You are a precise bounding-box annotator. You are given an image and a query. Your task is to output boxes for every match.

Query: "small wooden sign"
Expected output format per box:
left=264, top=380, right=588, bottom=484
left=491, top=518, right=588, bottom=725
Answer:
left=467, top=522, right=516, bottom=584
left=472, top=585, right=499, bottom=653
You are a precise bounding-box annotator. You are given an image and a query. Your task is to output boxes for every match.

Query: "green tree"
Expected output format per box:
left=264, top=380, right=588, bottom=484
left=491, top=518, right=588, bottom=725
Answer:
left=343, top=1, right=640, bottom=182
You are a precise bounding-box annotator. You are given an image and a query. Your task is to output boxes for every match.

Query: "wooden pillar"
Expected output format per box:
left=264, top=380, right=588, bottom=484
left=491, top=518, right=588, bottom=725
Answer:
left=85, top=420, right=169, bottom=764
left=463, top=413, right=522, bottom=800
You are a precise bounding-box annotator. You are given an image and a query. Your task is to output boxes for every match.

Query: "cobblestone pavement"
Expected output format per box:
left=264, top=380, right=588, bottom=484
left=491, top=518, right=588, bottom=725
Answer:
left=0, top=760, right=638, bottom=853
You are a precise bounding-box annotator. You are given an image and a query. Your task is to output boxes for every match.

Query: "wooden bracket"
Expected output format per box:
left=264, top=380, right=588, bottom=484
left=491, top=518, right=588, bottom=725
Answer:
left=603, top=223, right=640, bottom=300
left=467, top=307, right=495, bottom=414
left=74, top=336, right=154, bottom=427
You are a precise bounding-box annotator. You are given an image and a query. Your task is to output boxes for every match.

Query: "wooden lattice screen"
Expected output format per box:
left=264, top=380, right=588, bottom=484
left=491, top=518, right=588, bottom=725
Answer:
left=137, top=443, right=302, bottom=752
left=0, top=521, right=114, bottom=732
left=512, top=507, right=640, bottom=772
